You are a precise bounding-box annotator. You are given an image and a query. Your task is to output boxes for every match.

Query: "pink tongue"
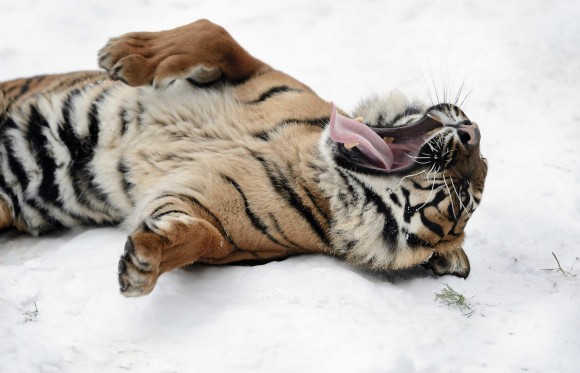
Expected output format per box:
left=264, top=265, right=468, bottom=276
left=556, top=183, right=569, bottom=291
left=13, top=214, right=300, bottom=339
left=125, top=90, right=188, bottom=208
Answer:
left=328, top=102, right=394, bottom=169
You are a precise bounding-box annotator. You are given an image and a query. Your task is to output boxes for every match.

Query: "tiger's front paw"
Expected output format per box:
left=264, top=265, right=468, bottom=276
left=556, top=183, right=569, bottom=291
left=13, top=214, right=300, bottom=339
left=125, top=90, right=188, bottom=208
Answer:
left=98, top=36, right=156, bottom=87
left=98, top=40, right=222, bottom=88
left=97, top=20, right=226, bottom=88
left=117, top=236, right=161, bottom=297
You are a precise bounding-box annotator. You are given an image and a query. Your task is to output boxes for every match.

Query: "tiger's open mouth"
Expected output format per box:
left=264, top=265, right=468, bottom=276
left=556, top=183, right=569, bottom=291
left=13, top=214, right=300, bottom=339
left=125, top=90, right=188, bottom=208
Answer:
left=330, top=103, right=443, bottom=173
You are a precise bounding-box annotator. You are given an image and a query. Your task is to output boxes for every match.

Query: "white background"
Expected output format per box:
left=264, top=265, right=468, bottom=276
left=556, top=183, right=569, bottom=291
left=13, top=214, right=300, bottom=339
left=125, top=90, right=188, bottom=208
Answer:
left=1, top=0, right=579, bottom=372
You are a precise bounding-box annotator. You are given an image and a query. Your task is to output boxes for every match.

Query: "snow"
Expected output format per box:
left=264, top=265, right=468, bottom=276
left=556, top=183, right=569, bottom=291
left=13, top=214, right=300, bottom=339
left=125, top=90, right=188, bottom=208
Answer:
left=1, top=0, right=580, bottom=372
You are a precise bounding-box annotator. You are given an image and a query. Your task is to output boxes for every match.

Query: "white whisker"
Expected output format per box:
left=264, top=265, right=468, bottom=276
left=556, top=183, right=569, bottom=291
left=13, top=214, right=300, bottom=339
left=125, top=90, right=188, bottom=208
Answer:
left=416, top=66, right=435, bottom=106
left=418, top=166, right=438, bottom=210
left=395, top=166, right=431, bottom=188
left=429, top=63, right=440, bottom=104
left=449, top=175, right=471, bottom=218
left=404, top=153, right=429, bottom=164
left=443, top=174, right=457, bottom=220
left=451, top=165, right=472, bottom=187
left=427, top=141, right=436, bottom=153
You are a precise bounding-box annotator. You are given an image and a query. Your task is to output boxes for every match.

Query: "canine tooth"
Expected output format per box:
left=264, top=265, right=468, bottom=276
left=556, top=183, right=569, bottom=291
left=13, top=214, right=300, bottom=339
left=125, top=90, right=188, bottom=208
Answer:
left=426, top=113, right=442, bottom=123
left=344, top=142, right=359, bottom=149
left=383, top=137, right=394, bottom=143
left=354, top=117, right=364, bottom=122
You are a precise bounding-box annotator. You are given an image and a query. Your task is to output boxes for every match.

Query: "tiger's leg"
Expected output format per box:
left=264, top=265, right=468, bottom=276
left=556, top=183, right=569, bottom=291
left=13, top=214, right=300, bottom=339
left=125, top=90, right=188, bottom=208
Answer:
left=118, top=194, right=232, bottom=297
left=98, top=19, right=271, bottom=88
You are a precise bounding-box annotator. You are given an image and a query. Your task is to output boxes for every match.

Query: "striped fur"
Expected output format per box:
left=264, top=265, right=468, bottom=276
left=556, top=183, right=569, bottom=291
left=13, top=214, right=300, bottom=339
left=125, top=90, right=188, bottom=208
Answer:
left=0, top=20, right=487, bottom=296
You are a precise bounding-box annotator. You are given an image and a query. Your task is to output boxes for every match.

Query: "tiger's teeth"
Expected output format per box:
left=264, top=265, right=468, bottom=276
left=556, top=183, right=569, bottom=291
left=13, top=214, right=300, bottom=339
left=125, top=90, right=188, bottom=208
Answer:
left=426, top=113, right=442, bottom=123
left=383, top=137, right=394, bottom=143
left=344, top=142, right=359, bottom=149
left=354, top=117, right=364, bottom=122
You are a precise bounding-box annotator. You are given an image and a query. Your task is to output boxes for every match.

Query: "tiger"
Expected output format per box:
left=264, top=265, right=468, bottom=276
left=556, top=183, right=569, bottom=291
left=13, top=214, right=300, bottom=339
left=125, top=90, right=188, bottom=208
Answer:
left=0, top=19, right=487, bottom=297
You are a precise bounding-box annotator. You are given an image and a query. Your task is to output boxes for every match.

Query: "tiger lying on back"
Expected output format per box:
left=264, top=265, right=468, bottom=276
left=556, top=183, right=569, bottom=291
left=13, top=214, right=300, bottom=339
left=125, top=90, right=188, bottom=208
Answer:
left=0, top=20, right=487, bottom=297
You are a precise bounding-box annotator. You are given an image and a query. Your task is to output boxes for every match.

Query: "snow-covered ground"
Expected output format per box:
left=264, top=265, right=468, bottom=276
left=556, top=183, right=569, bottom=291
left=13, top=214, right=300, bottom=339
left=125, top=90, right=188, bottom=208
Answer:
left=1, top=0, right=579, bottom=372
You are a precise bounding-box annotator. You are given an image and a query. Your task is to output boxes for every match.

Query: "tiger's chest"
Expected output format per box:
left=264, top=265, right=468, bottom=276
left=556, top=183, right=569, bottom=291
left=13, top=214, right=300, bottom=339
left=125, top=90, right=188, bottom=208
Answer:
left=107, top=81, right=334, bottom=253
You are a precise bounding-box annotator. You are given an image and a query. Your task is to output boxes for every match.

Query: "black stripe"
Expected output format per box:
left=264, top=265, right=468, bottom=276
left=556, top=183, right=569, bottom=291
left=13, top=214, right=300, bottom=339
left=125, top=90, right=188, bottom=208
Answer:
left=346, top=240, right=358, bottom=250
left=87, top=96, right=102, bottom=147
left=302, top=184, right=331, bottom=227
left=49, top=75, right=90, bottom=96
left=15, top=77, right=34, bottom=100
left=11, top=75, right=48, bottom=101
left=403, top=187, right=448, bottom=215
left=246, top=86, right=301, bottom=104
left=75, top=90, right=117, bottom=213
left=4, top=85, right=17, bottom=95
left=402, top=187, right=446, bottom=239
left=186, top=76, right=226, bottom=88
left=447, top=199, right=459, bottom=222
left=24, top=198, right=65, bottom=233
left=389, top=192, right=402, bottom=207
left=401, top=187, right=414, bottom=223
left=24, top=197, right=64, bottom=231
left=136, top=102, right=145, bottom=127
left=255, top=131, right=270, bottom=141
left=253, top=117, right=329, bottom=141
left=153, top=210, right=189, bottom=219
left=177, top=194, right=241, bottom=251
left=411, top=180, right=445, bottom=191
left=151, top=202, right=174, bottom=219
left=390, top=107, right=422, bottom=126
left=27, top=106, right=60, bottom=203
left=402, top=228, right=432, bottom=248
left=5, top=136, right=30, bottom=191
left=427, top=189, right=448, bottom=209
left=447, top=216, right=463, bottom=237
left=268, top=213, right=309, bottom=252
left=4, top=107, right=88, bottom=228
left=59, top=88, right=119, bottom=220
left=276, top=117, right=329, bottom=129
left=120, top=108, right=128, bottom=135
left=349, top=176, right=399, bottom=247
left=250, top=152, right=330, bottom=247
left=224, top=175, right=291, bottom=250
left=0, top=170, right=21, bottom=216
left=185, top=69, right=268, bottom=89
left=335, top=168, right=360, bottom=203
left=58, top=89, right=84, bottom=159
left=117, top=160, right=134, bottom=201
left=420, top=213, right=444, bottom=237
left=2, top=84, right=109, bottom=230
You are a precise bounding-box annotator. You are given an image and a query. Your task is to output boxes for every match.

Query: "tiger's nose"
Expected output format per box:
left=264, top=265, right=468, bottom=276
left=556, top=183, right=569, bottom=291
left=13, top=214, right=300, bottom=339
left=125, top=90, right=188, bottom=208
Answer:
left=457, top=121, right=480, bottom=147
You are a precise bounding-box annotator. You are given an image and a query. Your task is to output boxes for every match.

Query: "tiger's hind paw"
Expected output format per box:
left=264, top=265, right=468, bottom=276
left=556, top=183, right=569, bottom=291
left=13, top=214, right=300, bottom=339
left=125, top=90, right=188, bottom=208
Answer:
left=117, top=236, right=161, bottom=297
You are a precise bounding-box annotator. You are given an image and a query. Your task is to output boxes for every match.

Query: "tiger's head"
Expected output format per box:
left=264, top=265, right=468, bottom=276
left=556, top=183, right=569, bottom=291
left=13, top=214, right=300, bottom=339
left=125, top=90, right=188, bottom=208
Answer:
left=319, top=91, right=487, bottom=278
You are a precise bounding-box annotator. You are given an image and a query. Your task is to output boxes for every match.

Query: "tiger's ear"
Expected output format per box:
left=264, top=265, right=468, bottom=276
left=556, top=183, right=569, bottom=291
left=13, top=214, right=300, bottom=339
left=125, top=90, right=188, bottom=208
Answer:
left=423, top=246, right=471, bottom=279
